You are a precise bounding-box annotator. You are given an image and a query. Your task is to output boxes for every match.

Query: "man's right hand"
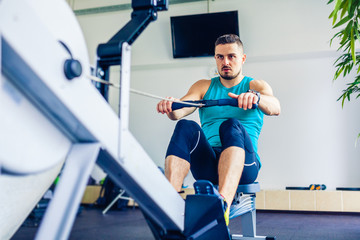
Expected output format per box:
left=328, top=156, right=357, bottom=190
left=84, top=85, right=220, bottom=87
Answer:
left=157, top=97, right=178, bottom=114
left=156, top=79, right=210, bottom=120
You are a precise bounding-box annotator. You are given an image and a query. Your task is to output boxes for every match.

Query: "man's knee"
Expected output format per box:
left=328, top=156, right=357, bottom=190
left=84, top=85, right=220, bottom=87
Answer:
left=175, top=119, right=201, bottom=135
left=176, top=119, right=200, bottom=129
left=219, top=118, right=243, bottom=134
left=167, top=120, right=202, bottom=162
left=219, top=118, right=247, bottom=150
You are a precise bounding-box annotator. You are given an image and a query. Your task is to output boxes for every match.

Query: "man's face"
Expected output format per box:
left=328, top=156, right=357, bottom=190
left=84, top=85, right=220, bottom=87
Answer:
left=214, top=43, right=246, bottom=80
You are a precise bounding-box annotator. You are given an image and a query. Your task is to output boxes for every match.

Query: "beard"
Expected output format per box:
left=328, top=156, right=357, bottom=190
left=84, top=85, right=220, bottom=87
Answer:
left=219, top=68, right=241, bottom=80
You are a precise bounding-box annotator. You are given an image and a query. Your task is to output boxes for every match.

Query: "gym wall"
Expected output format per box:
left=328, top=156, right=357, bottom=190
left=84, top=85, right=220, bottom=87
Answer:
left=74, top=0, right=360, bottom=190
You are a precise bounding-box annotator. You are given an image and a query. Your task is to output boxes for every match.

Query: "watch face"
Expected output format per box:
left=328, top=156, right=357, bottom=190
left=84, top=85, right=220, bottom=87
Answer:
left=248, top=89, right=260, bottom=104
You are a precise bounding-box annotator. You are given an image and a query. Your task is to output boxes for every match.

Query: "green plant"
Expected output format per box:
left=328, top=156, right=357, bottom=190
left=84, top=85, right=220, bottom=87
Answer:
left=328, top=0, right=360, bottom=141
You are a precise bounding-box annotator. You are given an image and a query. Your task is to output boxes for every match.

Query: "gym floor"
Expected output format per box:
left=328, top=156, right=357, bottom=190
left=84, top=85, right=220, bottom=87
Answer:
left=12, top=206, right=360, bottom=240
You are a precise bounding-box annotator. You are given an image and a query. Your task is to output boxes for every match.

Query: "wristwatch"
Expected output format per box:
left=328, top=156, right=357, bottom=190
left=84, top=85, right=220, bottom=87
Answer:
left=247, top=89, right=261, bottom=104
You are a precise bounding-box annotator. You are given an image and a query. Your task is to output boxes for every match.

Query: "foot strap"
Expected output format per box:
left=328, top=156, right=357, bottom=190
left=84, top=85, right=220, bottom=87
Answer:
left=194, top=180, right=221, bottom=197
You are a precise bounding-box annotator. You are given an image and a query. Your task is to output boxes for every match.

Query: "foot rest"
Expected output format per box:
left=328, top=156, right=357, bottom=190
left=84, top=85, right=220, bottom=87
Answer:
left=185, top=180, right=231, bottom=240
left=194, top=180, right=222, bottom=198
left=236, top=182, right=260, bottom=194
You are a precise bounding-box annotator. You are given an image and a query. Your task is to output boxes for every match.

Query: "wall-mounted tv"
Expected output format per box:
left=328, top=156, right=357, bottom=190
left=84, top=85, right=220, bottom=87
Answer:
left=170, top=11, right=239, bottom=59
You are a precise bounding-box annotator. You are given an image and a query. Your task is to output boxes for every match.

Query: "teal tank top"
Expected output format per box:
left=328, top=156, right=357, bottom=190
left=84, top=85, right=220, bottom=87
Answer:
left=199, top=76, right=264, bottom=164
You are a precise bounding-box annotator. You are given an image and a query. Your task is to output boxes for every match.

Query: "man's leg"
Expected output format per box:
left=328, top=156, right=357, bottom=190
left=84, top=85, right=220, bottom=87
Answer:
left=218, top=118, right=259, bottom=205
left=218, top=146, right=245, bottom=205
left=164, top=119, right=196, bottom=193
left=165, top=155, right=190, bottom=192
left=164, top=119, right=217, bottom=192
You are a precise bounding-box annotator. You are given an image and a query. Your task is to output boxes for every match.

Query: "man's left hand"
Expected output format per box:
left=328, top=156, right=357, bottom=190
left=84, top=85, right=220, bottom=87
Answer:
left=228, top=92, right=258, bottom=110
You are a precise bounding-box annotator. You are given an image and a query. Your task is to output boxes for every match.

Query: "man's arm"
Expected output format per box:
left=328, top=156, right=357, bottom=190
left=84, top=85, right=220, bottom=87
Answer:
left=157, top=80, right=211, bottom=120
left=228, top=79, right=281, bottom=116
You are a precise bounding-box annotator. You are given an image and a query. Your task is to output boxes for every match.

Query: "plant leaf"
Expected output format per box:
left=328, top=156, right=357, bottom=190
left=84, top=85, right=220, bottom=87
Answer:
left=334, top=0, right=342, bottom=13
left=351, top=27, right=356, bottom=63
left=341, top=94, right=346, bottom=107
left=332, top=0, right=342, bottom=24
left=341, top=1, right=349, bottom=18
left=355, top=23, right=360, bottom=44
left=333, top=15, right=351, bottom=28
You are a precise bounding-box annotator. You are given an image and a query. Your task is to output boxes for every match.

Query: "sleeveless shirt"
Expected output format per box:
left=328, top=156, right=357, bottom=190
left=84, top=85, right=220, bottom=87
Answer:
left=199, top=76, right=264, bottom=163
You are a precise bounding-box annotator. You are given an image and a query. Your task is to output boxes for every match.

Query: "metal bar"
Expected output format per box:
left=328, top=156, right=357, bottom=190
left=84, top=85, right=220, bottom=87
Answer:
left=35, top=143, right=101, bottom=240
left=118, top=42, right=131, bottom=160
left=231, top=235, right=267, bottom=240
left=74, top=0, right=206, bottom=16
left=241, top=210, right=256, bottom=237
left=97, top=9, right=156, bottom=59
left=102, top=189, right=132, bottom=215
left=96, top=146, right=184, bottom=232
left=75, top=4, right=132, bottom=16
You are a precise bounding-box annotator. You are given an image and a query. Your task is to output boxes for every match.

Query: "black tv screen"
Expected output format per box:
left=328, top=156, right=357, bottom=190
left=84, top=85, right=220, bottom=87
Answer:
left=170, top=11, right=239, bottom=58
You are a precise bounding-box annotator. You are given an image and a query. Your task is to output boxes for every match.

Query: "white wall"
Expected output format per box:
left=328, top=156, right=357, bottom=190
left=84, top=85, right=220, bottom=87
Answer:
left=75, top=0, right=360, bottom=190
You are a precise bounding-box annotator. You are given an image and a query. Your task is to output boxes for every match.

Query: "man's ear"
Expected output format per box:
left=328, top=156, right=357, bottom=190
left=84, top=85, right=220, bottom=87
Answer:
left=242, top=54, right=247, bottom=64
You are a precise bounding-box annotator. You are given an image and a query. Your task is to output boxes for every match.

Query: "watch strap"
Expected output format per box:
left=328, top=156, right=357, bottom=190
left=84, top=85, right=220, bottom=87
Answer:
left=247, top=89, right=260, bottom=104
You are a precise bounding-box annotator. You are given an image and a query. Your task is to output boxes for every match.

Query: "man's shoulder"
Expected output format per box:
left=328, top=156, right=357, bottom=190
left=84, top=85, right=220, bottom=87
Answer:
left=249, top=79, right=273, bottom=95
left=189, top=79, right=212, bottom=99
left=249, top=79, right=267, bottom=88
left=193, top=79, right=212, bottom=88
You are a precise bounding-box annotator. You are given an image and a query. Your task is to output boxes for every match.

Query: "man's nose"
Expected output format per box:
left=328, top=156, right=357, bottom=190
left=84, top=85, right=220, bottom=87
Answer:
left=223, top=57, right=230, bottom=65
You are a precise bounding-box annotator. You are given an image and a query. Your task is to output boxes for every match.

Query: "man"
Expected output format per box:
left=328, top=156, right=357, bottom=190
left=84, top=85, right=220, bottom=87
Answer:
left=157, top=34, right=280, bottom=225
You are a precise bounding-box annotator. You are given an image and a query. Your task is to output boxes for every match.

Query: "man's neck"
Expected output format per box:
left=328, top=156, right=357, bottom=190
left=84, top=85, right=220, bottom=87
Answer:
left=219, top=74, right=244, bottom=88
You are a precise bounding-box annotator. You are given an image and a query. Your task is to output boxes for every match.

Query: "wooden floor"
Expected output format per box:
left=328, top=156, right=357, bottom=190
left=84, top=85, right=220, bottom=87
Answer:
left=12, top=207, right=360, bottom=240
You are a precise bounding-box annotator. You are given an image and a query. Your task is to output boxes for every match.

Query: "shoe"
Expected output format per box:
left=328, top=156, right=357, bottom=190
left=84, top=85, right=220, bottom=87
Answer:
left=223, top=199, right=230, bottom=226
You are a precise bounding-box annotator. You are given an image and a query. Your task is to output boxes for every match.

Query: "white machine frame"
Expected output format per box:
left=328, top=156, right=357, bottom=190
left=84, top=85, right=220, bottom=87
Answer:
left=1, top=1, right=183, bottom=239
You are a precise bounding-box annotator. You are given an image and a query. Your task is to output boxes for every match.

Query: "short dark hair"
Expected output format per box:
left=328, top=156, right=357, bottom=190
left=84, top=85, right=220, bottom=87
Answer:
left=215, top=34, right=243, bottom=50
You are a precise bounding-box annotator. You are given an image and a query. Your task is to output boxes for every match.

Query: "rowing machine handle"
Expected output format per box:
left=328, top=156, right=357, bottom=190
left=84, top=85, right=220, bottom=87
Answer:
left=172, top=99, right=258, bottom=110
left=216, top=99, right=259, bottom=109
left=171, top=101, right=196, bottom=111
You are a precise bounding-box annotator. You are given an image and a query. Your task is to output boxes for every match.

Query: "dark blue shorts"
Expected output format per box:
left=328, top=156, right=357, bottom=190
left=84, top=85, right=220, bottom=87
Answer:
left=166, top=118, right=260, bottom=185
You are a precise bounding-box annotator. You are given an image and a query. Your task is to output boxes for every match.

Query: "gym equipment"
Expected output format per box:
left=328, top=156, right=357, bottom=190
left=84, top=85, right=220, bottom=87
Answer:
left=2, top=1, right=182, bottom=239
left=286, top=184, right=327, bottom=191
left=336, top=187, right=360, bottom=191
left=285, top=187, right=309, bottom=190
left=310, top=184, right=326, bottom=191
left=1, top=0, right=272, bottom=239
left=172, top=99, right=258, bottom=110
